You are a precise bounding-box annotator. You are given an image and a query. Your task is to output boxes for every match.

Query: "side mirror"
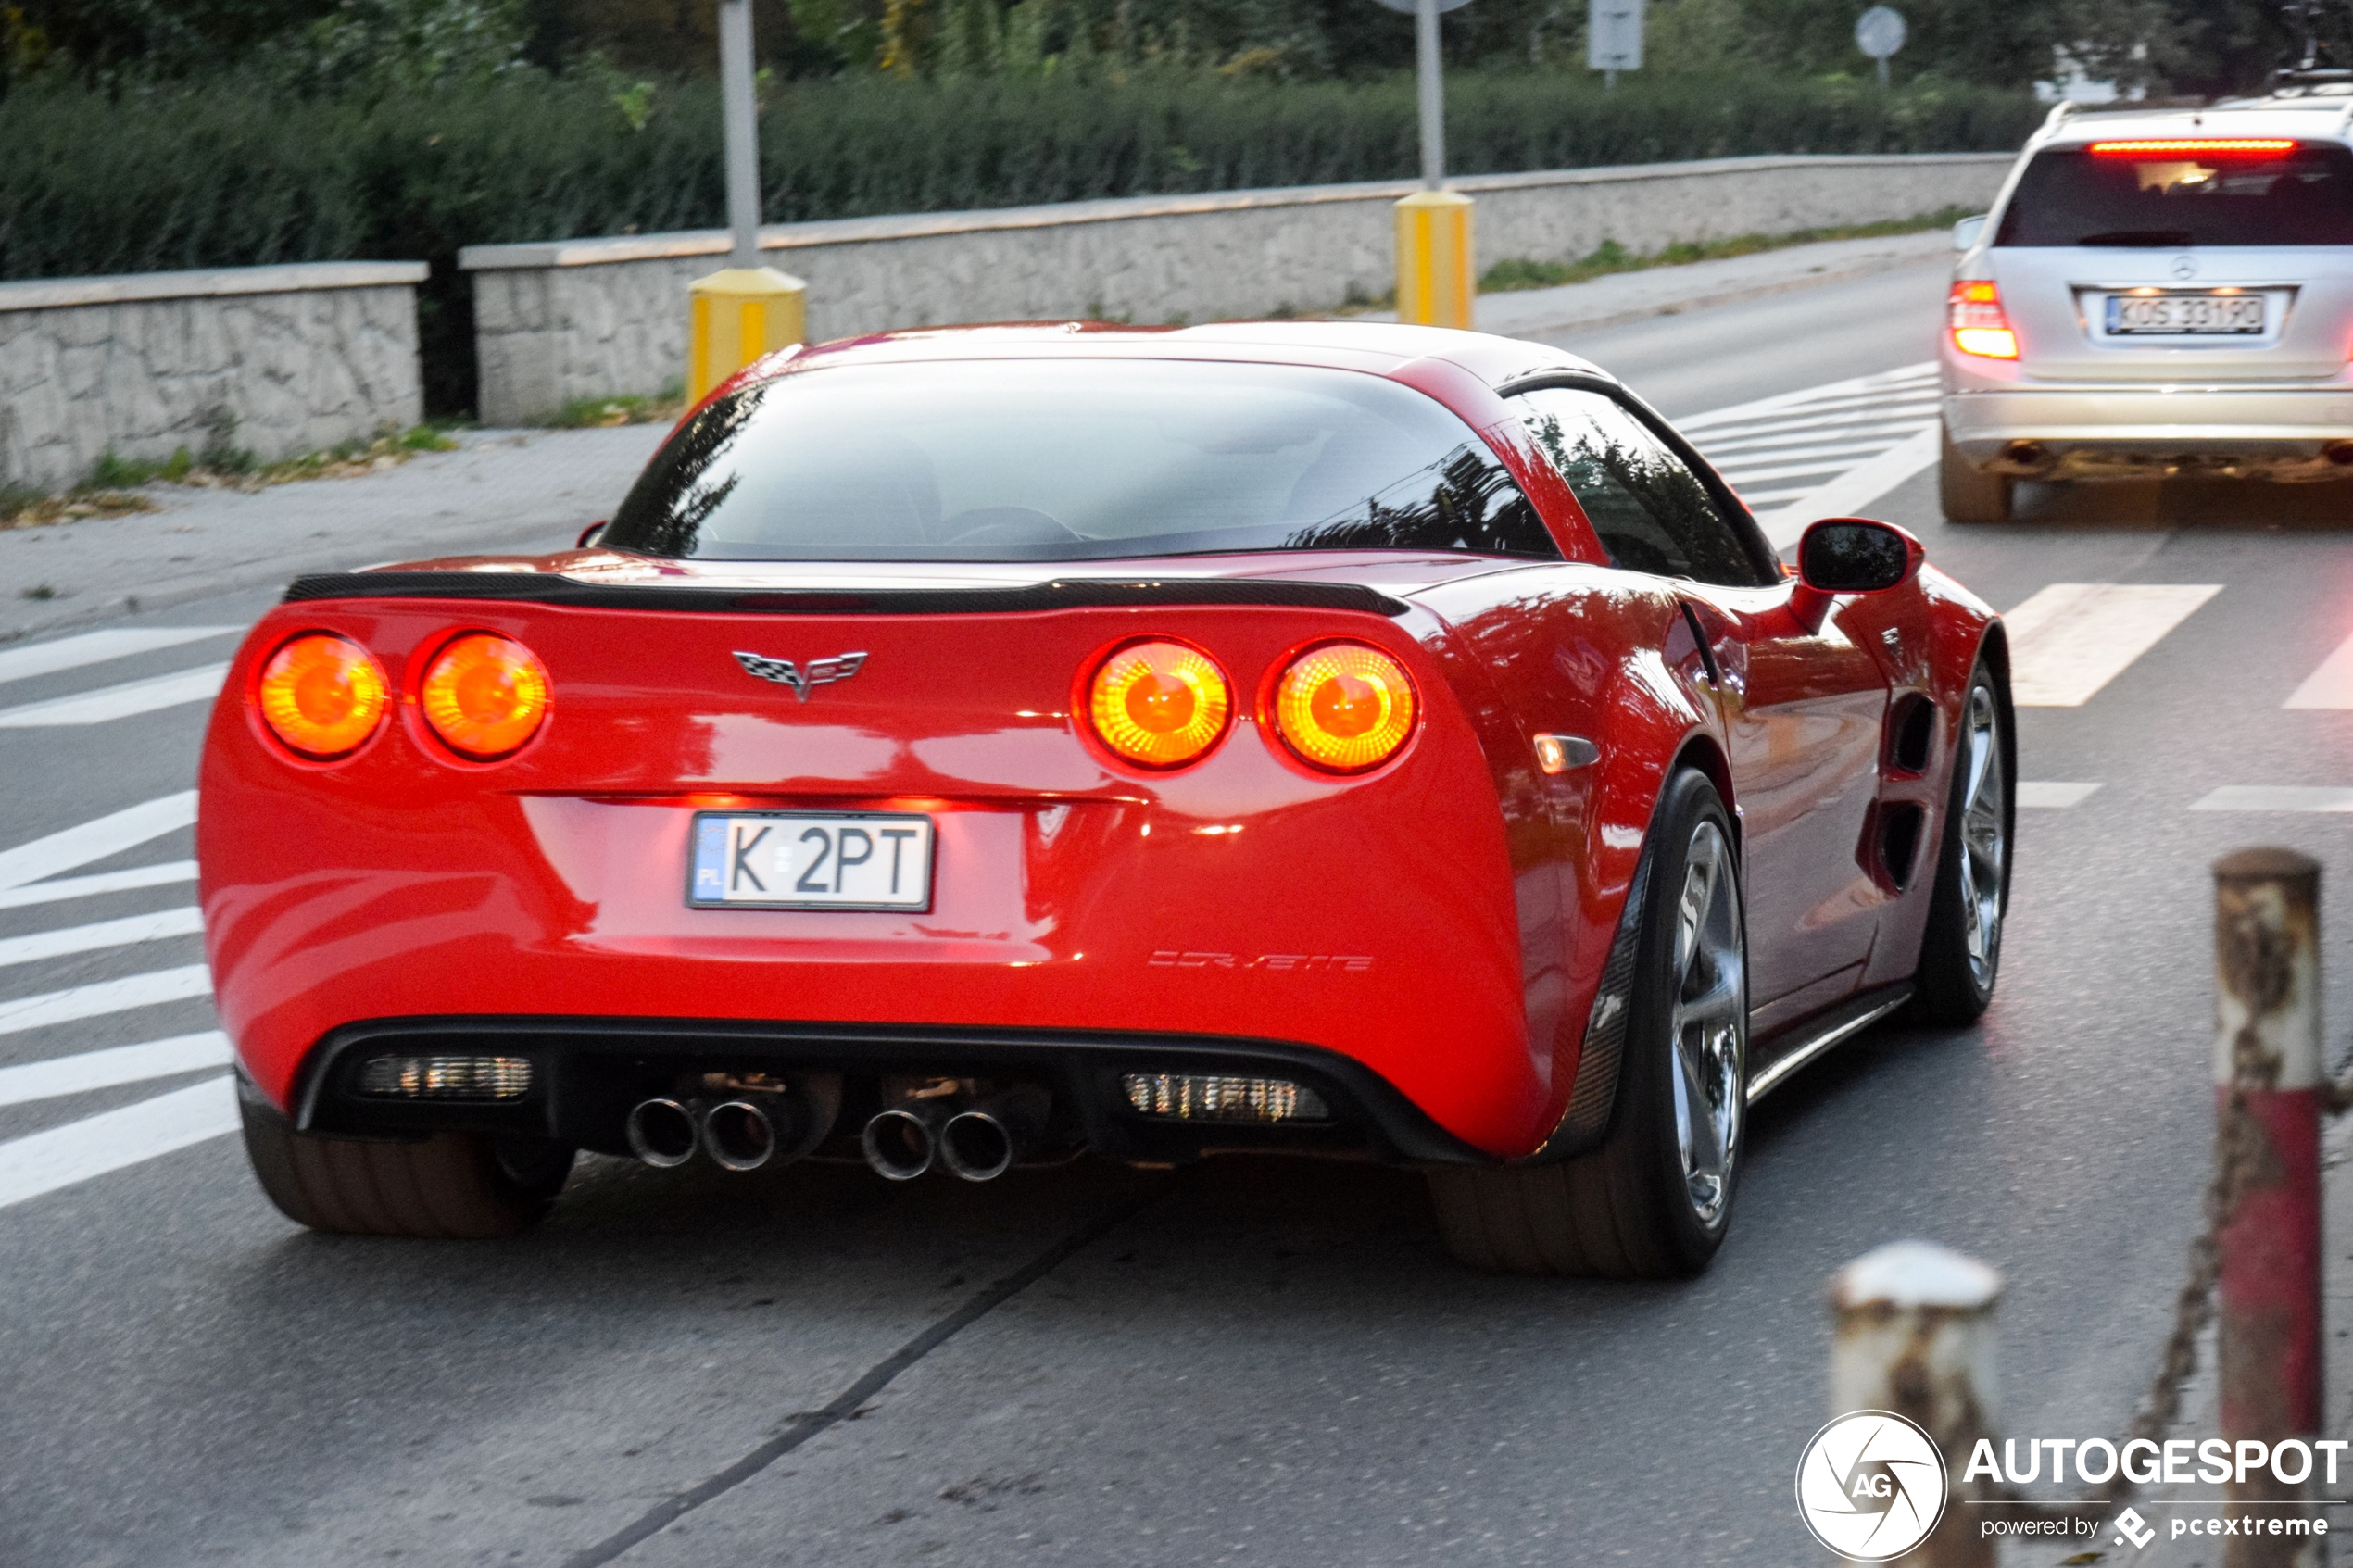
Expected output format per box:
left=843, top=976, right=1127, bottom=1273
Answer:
left=1788, top=518, right=1922, bottom=630
left=1799, top=518, right=1922, bottom=593
left=1952, top=214, right=1987, bottom=252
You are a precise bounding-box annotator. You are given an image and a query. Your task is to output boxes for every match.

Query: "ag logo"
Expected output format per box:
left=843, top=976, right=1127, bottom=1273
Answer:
left=1795, top=1410, right=1949, bottom=1562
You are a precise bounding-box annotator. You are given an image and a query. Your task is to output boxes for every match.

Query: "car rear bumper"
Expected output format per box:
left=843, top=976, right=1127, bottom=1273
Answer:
left=283, top=1013, right=1493, bottom=1166
left=1941, top=381, right=2353, bottom=480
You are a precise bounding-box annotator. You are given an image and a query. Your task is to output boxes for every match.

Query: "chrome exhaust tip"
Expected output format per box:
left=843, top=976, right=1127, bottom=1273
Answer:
left=938, top=1110, right=1015, bottom=1183
left=861, top=1107, right=939, bottom=1182
left=703, top=1098, right=778, bottom=1172
left=626, top=1098, right=700, bottom=1169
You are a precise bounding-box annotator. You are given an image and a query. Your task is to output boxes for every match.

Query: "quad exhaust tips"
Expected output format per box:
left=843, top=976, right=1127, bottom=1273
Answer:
left=625, top=1098, right=700, bottom=1169
left=937, top=1086, right=1051, bottom=1183
left=862, top=1104, right=945, bottom=1181
left=703, top=1098, right=780, bottom=1172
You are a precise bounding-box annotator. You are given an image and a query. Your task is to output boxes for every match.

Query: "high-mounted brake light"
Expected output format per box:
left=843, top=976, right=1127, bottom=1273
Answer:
left=2087, top=139, right=2296, bottom=157
left=1273, top=643, right=1417, bottom=773
left=1947, top=281, right=2019, bottom=360
left=255, top=633, right=388, bottom=759
left=420, top=633, right=550, bottom=759
left=1087, top=639, right=1231, bottom=768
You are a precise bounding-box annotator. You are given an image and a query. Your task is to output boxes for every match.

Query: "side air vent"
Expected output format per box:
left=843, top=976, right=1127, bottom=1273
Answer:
left=1887, top=693, right=1936, bottom=776
left=1877, top=803, right=1926, bottom=891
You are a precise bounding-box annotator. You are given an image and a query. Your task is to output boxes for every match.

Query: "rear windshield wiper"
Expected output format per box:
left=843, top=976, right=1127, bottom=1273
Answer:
left=2075, top=230, right=2196, bottom=247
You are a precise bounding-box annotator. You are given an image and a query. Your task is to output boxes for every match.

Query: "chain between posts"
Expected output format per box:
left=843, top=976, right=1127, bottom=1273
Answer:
left=2011, top=1012, right=2346, bottom=1521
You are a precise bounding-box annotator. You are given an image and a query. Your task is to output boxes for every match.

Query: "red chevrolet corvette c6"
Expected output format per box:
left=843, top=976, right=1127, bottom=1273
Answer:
left=198, top=320, right=2012, bottom=1277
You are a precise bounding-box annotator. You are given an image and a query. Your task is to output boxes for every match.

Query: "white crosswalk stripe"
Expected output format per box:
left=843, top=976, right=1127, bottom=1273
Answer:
left=0, top=792, right=196, bottom=893
left=0, top=1077, right=238, bottom=1211
left=0, top=1031, right=231, bottom=1108
left=2018, top=783, right=2104, bottom=809
left=0, top=663, right=230, bottom=728
left=0, top=964, right=212, bottom=1037
left=0, top=790, right=234, bottom=1210
left=1681, top=362, right=1941, bottom=548
left=0, top=907, right=204, bottom=970
left=2003, top=583, right=2221, bottom=708
left=2284, top=633, right=2353, bottom=709
left=0, top=627, right=236, bottom=687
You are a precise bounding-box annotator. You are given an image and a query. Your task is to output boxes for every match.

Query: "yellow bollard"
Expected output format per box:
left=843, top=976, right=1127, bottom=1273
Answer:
left=1393, top=189, right=1475, bottom=330
left=687, top=266, right=808, bottom=403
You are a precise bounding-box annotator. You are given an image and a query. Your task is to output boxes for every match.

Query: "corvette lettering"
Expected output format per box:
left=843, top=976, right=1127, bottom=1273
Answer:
left=1150, top=951, right=1374, bottom=972
left=733, top=649, right=868, bottom=701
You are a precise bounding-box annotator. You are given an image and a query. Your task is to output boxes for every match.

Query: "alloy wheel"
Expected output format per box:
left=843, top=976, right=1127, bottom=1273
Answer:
left=1667, top=819, right=1744, bottom=1225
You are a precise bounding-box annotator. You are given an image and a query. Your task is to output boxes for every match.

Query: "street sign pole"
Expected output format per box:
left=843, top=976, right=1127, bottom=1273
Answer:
left=1378, top=0, right=1474, bottom=327
left=720, top=0, right=761, bottom=269
left=1416, top=0, right=1443, bottom=190
left=686, top=0, right=807, bottom=404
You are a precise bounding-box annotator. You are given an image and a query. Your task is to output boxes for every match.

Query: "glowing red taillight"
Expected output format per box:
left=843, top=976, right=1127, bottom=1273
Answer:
left=419, top=633, right=550, bottom=759
left=254, top=633, right=389, bottom=759
left=1948, top=281, right=2019, bottom=360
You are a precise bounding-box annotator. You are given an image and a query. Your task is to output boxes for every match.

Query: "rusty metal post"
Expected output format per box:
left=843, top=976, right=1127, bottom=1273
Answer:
left=2213, top=847, right=2325, bottom=1567
left=1829, top=1241, right=2003, bottom=1566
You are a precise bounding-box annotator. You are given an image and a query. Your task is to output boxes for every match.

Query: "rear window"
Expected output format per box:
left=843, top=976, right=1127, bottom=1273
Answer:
left=603, top=358, right=1558, bottom=563
left=1996, top=143, right=2353, bottom=247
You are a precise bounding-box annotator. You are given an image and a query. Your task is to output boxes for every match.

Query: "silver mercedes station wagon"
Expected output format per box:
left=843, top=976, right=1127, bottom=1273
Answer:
left=1941, top=80, right=2353, bottom=521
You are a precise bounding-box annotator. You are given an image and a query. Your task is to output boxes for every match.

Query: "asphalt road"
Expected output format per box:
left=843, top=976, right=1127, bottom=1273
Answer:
left=7, top=252, right=2353, bottom=1566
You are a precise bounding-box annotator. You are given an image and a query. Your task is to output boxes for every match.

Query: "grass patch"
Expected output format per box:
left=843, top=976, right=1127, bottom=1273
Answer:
left=547, top=387, right=685, bottom=428
left=1, top=423, right=457, bottom=532
left=1478, top=207, right=1971, bottom=294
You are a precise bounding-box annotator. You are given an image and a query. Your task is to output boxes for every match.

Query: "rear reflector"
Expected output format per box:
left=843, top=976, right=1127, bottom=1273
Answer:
left=1120, top=1073, right=1329, bottom=1123
left=355, top=1055, right=533, bottom=1099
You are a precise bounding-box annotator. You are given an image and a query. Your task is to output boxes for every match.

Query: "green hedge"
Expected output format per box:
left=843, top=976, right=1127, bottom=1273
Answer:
left=0, top=70, right=2038, bottom=412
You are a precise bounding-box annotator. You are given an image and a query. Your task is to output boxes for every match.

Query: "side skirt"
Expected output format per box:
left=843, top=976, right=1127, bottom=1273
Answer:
left=1745, top=983, right=1914, bottom=1105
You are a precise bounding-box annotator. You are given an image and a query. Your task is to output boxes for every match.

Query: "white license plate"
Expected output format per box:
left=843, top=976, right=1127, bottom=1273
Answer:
left=2104, top=292, right=2266, bottom=335
left=688, top=811, right=935, bottom=909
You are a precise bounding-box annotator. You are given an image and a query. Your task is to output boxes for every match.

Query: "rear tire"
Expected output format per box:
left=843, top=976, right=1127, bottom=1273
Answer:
left=1910, top=660, right=2012, bottom=1025
left=239, top=1092, right=573, bottom=1238
left=1940, top=422, right=2012, bottom=522
left=1428, top=770, right=1746, bottom=1279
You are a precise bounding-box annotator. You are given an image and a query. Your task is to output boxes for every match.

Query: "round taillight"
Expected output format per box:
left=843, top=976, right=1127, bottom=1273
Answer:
left=255, top=633, right=388, bottom=759
left=1087, top=639, right=1231, bottom=769
left=1273, top=642, right=1417, bottom=773
left=419, top=633, right=549, bottom=759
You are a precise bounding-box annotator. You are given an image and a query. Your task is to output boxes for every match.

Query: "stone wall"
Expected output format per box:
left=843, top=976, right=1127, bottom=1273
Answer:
left=0, top=262, right=427, bottom=494
left=460, top=152, right=2012, bottom=425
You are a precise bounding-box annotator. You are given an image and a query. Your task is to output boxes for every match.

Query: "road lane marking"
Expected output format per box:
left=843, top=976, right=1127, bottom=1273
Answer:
left=1700, top=417, right=1944, bottom=457
left=2003, top=583, right=2221, bottom=707
left=1755, top=426, right=1942, bottom=549
left=0, top=907, right=203, bottom=970
left=2284, top=633, right=2353, bottom=709
left=1678, top=362, right=1936, bottom=434
left=0, top=663, right=229, bottom=728
left=0, top=964, right=211, bottom=1037
left=0, top=627, right=237, bottom=687
left=0, top=1076, right=237, bottom=1211
left=0, top=1031, right=231, bottom=1108
left=2190, top=786, right=2353, bottom=812
left=2018, top=782, right=2103, bottom=808
left=0, top=792, right=196, bottom=893
left=0, top=860, right=195, bottom=911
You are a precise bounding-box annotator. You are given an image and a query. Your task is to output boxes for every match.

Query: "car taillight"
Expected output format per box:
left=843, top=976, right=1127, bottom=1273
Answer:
left=1273, top=643, right=1416, bottom=773
left=1948, top=282, right=2019, bottom=360
left=1087, top=639, right=1231, bottom=768
left=255, top=633, right=388, bottom=759
left=2088, top=138, right=2296, bottom=157
left=420, top=633, right=550, bottom=759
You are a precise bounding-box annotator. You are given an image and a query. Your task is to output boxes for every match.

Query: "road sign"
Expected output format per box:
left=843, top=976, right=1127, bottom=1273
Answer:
left=1855, top=5, right=1904, bottom=86
left=1588, top=0, right=1642, bottom=85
